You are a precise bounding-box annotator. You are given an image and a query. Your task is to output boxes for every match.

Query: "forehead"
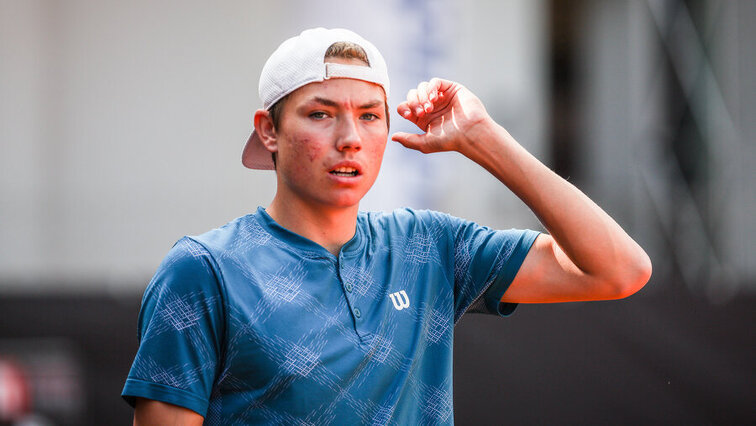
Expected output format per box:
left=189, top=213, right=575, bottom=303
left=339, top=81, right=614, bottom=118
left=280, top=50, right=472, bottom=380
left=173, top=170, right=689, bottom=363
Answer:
left=286, top=77, right=386, bottom=108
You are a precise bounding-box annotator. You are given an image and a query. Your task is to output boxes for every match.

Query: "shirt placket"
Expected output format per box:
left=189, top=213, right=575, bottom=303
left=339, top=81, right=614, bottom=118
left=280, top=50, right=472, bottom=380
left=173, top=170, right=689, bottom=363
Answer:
left=335, top=253, right=371, bottom=342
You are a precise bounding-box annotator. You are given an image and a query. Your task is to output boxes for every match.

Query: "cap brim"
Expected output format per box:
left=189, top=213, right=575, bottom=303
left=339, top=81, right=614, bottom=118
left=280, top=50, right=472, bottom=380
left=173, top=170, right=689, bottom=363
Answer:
left=241, top=130, right=275, bottom=170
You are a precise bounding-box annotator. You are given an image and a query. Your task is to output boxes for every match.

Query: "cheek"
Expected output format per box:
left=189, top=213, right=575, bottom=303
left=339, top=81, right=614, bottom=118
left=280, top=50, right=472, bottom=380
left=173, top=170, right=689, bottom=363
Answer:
left=289, top=135, right=321, bottom=163
left=368, top=139, right=387, bottom=164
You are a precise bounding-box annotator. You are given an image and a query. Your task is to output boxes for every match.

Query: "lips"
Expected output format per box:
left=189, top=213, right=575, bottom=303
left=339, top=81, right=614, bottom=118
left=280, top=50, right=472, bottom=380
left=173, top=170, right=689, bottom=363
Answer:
left=330, top=166, right=358, bottom=177
left=328, top=162, right=362, bottom=177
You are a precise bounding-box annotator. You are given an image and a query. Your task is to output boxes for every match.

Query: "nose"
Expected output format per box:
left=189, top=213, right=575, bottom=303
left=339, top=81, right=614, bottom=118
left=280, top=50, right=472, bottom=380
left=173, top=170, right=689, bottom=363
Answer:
left=335, top=116, right=362, bottom=152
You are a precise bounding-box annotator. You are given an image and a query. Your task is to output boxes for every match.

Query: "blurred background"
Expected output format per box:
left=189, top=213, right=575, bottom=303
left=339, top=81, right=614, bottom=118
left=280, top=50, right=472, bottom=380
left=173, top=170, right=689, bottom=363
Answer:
left=0, top=0, right=753, bottom=424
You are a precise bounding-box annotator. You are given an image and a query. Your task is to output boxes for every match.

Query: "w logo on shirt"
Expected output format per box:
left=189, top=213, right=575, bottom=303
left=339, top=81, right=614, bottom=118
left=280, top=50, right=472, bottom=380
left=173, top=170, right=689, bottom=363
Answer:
left=389, top=290, right=410, bottom=311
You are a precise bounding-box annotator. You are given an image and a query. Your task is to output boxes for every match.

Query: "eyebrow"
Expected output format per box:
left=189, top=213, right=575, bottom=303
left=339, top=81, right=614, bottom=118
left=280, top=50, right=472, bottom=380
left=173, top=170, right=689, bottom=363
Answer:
left=310, top=96, right=384, bottom=110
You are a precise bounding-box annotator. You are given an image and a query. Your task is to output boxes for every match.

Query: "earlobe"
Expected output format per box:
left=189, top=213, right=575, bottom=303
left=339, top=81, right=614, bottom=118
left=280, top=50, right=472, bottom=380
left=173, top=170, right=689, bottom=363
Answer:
left=254, top=110, right=278, bottom=153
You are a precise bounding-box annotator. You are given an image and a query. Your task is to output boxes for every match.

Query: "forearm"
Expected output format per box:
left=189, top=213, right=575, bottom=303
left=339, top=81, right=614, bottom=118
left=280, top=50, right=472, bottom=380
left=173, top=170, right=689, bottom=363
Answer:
left=461, top=119, right=651, bottom=290
left=393, top=77, right=650, bottom=299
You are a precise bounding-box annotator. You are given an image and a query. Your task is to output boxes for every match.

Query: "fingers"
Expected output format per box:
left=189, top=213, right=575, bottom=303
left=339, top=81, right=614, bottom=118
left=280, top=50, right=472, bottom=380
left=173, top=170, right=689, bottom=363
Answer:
left=398, top=78, right=454, bottom=122
left=397, top=101, right=413, bottom=120
left=417, top=82, right=433, bottom=114
left=403, top=81, right=438, bottom=118
left=408, top=88, right=424, bottom=117
left=427, top=78, right=443, bottom=104
left=391, top=132, right=428, bottom=153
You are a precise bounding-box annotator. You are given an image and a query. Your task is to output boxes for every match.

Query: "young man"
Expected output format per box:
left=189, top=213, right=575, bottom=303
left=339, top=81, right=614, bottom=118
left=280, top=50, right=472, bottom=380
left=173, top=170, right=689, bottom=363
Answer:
left=122, top=28, right=651, bottom=425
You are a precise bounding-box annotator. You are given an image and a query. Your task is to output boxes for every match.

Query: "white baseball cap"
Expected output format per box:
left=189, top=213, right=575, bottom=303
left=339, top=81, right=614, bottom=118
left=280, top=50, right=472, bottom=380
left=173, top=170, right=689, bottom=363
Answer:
left=242, top=27, right=391, bottom=170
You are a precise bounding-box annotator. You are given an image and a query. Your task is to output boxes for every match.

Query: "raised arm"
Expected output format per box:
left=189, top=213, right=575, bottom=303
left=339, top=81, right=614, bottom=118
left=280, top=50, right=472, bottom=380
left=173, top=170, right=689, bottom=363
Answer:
left=392, top=78, right=651, bottom=303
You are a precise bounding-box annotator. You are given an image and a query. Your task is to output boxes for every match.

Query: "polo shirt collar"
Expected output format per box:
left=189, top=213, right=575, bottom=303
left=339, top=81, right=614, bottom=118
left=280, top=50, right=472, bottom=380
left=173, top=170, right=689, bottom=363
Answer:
left=254, top=206, right=365, bottom=258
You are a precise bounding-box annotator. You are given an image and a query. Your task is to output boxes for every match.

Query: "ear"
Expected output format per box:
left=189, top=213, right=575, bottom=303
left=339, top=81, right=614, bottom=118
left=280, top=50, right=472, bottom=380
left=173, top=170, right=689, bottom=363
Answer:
left=254, top=109, right=278, bottom=154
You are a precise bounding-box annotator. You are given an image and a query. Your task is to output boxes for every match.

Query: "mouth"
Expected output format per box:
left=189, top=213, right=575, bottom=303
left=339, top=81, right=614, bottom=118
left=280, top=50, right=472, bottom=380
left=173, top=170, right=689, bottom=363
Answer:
left=329, top=166, right=360, bottom=177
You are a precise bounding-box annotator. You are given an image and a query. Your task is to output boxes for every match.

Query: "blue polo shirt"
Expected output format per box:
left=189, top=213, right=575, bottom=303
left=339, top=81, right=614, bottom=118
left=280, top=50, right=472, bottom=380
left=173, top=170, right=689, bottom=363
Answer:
left=122, top=207, right=538, bottom=424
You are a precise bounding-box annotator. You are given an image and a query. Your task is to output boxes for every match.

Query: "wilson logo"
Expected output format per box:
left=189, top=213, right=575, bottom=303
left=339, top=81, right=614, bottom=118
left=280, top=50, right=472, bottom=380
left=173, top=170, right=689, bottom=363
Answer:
left=389, top=290, right=410, bottom=311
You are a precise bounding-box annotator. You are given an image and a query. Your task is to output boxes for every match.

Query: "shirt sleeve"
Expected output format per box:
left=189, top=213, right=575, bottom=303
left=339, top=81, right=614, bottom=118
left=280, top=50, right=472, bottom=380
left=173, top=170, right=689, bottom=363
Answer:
left=121, top=237, right=225, bottom=417
left=431, top=212, right=539, bottom=322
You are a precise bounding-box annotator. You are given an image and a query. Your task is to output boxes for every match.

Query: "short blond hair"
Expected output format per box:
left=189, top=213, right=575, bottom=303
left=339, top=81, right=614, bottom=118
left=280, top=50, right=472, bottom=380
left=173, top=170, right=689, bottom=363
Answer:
left=324, top=41, right=371, bottom=65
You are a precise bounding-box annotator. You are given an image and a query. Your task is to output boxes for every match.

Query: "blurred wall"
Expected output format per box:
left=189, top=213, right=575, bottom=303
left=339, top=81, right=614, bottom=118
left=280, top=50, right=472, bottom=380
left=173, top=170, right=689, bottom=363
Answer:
left=0, top=0, right=547, bottom=292
left=575, top=0, right=755, bottom=300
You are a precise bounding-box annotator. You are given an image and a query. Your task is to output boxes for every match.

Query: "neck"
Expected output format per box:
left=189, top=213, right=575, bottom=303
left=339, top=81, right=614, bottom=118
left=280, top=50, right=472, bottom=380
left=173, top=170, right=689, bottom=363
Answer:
left=266, top=195, right=359, bottom=256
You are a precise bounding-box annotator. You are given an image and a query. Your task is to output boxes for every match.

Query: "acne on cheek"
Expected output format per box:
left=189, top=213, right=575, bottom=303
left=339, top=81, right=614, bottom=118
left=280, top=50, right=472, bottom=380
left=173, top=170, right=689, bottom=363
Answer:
left=289, top=135, right=319, bottom=163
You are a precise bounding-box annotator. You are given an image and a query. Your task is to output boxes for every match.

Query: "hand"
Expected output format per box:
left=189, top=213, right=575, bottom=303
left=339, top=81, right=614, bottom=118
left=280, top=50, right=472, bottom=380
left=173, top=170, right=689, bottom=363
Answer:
left=391, top=78, right=492, bottom=154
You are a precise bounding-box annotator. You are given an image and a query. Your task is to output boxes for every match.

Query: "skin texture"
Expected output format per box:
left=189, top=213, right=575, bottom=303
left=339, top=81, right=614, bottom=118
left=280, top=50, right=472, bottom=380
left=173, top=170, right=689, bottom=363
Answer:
left=392, top=78, right=652, bottom=302
left=255, top=57, right=389, bottom=255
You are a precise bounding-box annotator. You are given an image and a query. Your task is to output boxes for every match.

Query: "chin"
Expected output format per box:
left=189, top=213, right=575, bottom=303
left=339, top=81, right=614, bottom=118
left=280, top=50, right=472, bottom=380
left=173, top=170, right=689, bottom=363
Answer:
left=327, top=190, right=367, bottom=209
left=329, top=197, right=363, bottom=209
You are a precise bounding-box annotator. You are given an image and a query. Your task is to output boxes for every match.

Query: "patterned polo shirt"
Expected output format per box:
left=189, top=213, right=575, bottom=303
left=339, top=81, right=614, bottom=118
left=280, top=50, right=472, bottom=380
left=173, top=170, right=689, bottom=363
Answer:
left=122, top=207, right=538, bottom=424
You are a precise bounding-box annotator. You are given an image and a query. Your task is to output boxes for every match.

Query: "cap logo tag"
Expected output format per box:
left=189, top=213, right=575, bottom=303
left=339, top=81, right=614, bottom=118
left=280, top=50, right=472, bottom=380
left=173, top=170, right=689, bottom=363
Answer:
left=324, top=63, right=385, bottom=88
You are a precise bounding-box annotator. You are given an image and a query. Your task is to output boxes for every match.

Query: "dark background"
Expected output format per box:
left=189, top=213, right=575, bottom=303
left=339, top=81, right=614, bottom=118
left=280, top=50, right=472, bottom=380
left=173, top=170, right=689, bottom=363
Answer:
left=1, top=279, right=753, bottom=425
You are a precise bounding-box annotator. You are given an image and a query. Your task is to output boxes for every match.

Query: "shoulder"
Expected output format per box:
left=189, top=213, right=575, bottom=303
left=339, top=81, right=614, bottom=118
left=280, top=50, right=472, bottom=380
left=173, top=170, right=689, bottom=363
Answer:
left=144, top=237, right=220, bottom=303
left=190, top=214, right=259, bottom=249
left=360, top=207, right=454, bottom=232
left=138, top=237, right=226, bottom=335
left=145, top=214, right=260, bottom=298
left=358, top=208, right=459, bottom=258
left=156, top=237, right=215, bottom=278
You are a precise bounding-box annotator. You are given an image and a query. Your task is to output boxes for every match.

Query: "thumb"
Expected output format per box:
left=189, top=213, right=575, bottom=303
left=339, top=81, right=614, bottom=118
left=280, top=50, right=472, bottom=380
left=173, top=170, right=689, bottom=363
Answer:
left=391, top=132, right=429, bottom=153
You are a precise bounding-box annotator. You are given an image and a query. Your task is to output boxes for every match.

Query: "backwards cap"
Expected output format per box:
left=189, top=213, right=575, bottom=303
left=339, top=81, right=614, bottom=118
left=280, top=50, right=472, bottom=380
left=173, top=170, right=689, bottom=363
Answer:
left=242, top=28, right=390, bottom=170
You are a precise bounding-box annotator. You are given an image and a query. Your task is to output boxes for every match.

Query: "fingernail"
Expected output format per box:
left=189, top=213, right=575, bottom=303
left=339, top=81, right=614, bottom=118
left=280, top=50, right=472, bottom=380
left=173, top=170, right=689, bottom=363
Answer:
left=424, top=103, right=432, bottom=111
left=402, top=110, right=411, bottom=117
left=415, top=107, right=424, bottom=115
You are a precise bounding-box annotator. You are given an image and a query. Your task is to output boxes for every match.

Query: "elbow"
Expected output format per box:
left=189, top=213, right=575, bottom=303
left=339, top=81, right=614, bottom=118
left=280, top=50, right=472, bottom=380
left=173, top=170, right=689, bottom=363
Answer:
left=612, top=250, right=653, bottom=299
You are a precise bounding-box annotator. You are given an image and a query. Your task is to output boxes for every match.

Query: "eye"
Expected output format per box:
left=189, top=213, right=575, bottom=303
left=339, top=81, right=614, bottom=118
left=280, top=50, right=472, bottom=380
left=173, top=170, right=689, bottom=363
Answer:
left=361, top=113, right=380, bottom=121
left=309, top=111, right=328, bottom=120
